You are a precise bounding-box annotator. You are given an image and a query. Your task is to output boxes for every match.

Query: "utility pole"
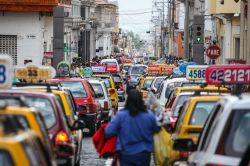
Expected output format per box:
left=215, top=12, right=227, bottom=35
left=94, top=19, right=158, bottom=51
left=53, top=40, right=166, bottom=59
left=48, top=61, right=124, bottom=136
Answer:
left=161, top=0, right=165, bottom=59
left=184, top=0, right=189, bottom=61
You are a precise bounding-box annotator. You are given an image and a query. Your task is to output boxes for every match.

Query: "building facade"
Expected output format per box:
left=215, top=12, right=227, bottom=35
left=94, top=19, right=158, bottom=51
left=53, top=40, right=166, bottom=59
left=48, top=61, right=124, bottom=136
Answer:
left=0, top=0, right=71, bottom=67
left=208, top=0, right=241, bottom=64
left=95, top=0, right=118, bottom=58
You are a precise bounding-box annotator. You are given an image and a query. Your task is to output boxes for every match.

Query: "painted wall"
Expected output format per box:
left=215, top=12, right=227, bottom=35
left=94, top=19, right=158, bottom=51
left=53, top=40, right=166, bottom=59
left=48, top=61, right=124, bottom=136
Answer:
left=208, top=0, right=240, bottom=14
left=0, top=11, right=48, bottom=65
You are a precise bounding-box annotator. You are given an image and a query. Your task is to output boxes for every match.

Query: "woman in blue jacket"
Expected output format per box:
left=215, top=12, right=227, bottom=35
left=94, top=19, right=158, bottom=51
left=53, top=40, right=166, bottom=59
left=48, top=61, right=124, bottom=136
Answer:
left=105, top=89, right=161, bottom=166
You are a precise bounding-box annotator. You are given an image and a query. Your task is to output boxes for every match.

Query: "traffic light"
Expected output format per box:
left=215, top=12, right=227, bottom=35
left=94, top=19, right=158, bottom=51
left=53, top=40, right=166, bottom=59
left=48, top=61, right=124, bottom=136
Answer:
left=193, top=24, right=204, bottom=44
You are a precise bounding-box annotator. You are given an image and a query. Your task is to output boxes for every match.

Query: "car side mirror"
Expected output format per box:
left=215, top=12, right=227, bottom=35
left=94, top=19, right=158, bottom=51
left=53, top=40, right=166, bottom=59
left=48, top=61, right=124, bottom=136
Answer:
left=71, top=120, right=86, bottom=130
left=173, top=138, right=197, bottom=152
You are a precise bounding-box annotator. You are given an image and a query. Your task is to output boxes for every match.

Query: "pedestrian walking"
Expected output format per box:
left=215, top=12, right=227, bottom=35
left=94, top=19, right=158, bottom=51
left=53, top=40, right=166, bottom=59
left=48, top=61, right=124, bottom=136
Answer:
left=105, top=89, right=161, bottom=166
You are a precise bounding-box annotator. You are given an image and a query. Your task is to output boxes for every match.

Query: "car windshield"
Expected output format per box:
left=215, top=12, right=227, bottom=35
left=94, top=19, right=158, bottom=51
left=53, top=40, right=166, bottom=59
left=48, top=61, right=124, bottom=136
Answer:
left=143, top=79, right=153, bottom=89
left=113, top=75, right=121, bottom=83
left=173, top=95, right=190, bottom=117
left=154, top=78, right=164, bottom=89
left=91, top=84, right=105, bottom=99
left=131, top=66, right=147, bottom=75
left=217, top=109, right=250, bottom=157
left=60, top=81, right=88, bottom=98
left=25, top=97, right=56, bottom=129
left=189, top=101, right=216, bottom=126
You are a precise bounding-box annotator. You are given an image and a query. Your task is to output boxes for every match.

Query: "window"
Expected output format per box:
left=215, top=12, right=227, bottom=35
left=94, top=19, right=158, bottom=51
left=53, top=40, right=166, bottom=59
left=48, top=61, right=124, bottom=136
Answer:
left=234, top=37, right=240, bottom=59
left=25, top=97, right=56, bottom=129
left=99, top=77, right=111, bottom=88
left=0, top=150, right=14, bottom=166
left=217, top=109, right=250, bottom=157
left=91, top=84, right=105, bottom=99
left=130, top=66, right=147, bottom=75
left=174, top=100, right=190, bottom=133
left=173, top=95, right=190, bottom=117
left=0, top=35, right=17, bottom=65
left=143, top=79, right=153, bottom=89
left=60, top=81, right=88, bottom=98
left=113, top=75, right=121, bottom=83
left=154, top=78, right=164, bottom=89
left=189, top=101, right=216, bottom=126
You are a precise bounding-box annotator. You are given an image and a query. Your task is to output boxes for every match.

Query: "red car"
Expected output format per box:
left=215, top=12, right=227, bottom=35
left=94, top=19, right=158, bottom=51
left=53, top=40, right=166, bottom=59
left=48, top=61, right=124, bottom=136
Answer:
left=0, top=90, right=78, bottom=165
left=47, top=78, right=102, bottom=135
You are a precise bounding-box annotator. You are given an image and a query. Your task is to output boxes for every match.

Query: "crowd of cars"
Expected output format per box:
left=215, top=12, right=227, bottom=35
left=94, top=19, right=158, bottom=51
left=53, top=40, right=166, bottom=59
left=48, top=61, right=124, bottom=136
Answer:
left=0, top=54, right=250, bottom=166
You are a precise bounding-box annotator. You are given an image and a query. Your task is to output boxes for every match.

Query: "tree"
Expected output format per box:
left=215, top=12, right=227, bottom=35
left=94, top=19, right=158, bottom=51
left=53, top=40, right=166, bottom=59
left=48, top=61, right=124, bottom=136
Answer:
left=126, top=31, right=145, bottom=50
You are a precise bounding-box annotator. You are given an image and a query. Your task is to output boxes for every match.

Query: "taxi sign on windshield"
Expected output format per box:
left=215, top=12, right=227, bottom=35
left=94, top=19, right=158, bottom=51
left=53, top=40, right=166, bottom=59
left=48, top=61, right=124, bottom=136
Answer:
left=206, top=65, right=250, bottom=85
left=0, top=55, right=12, bottom=89
left=186, top=65, right=208, bottom=81
left=14, top=64, right=56, bottom=83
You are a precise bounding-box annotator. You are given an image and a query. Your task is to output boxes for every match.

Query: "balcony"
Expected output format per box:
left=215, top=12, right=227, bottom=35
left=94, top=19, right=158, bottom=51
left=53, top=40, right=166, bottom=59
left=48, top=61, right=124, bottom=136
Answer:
left=0, top=0, right=71, bottom=12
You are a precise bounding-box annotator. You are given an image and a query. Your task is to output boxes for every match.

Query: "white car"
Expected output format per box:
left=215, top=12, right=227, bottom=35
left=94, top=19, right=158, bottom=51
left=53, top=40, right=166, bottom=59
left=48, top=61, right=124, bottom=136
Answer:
left=150, top=76, right=167, bottom=94
left=100, top=59, right=120, bottom=71
left=175, top=95, right=250, bottom=166
left=88, top=79, right=112, bottom=122
left=157, top=77, right=189, bottom=107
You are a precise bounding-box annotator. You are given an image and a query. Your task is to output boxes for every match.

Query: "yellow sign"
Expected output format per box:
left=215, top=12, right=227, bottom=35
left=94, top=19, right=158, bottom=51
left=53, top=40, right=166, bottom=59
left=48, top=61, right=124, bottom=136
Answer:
left=0, top=55, right=12, bottom=89
left=15, top=64, right=56, bottom=83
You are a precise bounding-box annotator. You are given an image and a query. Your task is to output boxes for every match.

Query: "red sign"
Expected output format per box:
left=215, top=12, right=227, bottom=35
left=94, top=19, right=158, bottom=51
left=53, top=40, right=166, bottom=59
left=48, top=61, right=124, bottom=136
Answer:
left=206, top=45, right=221, bottom=59
left=106, top=65, right=118, bottom=73
left=147, top=65, right=161, bottom=74
left=206, top=65, right=250, bottom=85
left=226, top=59, right=246, bottom=64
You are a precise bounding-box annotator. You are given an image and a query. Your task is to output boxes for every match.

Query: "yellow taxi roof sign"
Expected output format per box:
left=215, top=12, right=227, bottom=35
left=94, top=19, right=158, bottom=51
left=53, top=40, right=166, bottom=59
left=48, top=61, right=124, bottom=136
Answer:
left=14, top=64, right=56, bottom=83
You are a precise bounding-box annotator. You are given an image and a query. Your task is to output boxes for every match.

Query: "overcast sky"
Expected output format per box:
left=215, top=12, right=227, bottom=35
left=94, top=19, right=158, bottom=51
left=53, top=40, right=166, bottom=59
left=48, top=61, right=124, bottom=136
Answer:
left=117, top=0, right=153, bottom=39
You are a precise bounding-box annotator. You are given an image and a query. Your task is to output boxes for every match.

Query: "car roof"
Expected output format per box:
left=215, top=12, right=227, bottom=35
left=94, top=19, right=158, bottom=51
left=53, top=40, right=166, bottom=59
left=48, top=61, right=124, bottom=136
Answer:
left=188, top=95, right=221, bottom=102
left=101, top=59, right=118, bottom=62
left=47, top=78, right=85, bottom=82
left=222, top=94, right=250, bottom=110
left=88, top=79, right=105, bottom=84
left=0, top=90, right=56, bottom=97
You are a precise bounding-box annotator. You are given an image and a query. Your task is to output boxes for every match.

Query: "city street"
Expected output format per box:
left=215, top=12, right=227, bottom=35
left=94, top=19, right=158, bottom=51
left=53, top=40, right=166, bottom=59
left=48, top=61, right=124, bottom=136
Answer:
left=80, top=101, right=125, bottom=166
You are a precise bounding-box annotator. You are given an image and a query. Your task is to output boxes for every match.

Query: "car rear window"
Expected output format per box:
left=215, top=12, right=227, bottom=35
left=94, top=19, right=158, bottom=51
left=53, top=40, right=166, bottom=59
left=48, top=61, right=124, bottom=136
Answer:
left=173, top=95, right=190, bottom=117
left=60, top=81, right=88, bottom=98
left=143, top=79, right=153, bottom=89
left=99, top=77, right=111, bottom=88
left=154, top=78, right=164, bottom=89
left=91, top=84, right=105, bottom=99
left=103, top=61, right=116, bottom=66
left=217, top=109, right=250, bottom=157
left=0, top=150, right=14, bottom=166
left=189, top=101, right=216, bottom=126
left=131, top=66, right=147, bottom=75
left=25, top=97, right=56, bottom=129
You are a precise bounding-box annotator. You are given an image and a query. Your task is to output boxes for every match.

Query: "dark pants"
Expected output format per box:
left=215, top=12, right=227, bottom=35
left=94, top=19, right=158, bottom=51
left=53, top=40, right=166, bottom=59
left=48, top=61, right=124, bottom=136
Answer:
left=119, top=151, right=151, bottom=166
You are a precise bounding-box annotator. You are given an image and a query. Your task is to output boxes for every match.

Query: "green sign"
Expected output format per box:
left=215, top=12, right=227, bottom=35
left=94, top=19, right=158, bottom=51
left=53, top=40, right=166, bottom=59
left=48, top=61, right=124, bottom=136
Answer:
left=82, top=67, right=93, bottom=76
left=57, top=61, right=71, bottom=75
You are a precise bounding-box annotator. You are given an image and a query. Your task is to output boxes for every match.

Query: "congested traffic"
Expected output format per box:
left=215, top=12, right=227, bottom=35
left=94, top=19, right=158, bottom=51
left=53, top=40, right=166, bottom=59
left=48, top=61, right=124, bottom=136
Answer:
left=0, top=54, right=250, bottom=166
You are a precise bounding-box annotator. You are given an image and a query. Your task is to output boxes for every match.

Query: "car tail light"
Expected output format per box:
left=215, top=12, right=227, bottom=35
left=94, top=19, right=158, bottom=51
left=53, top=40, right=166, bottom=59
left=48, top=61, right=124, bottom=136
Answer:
left=104, top=101, right=109, bottom=110
left=55, top=131, right=69, bottom=143
left=127, top=75, right=131, bottom=80
left=89, top=103, right=97, bottom=113
left=205, top=164, right=225, bottom=166
left=109, top=88, right=116, bottom=95
left=179, top=151, right=189, bottom=160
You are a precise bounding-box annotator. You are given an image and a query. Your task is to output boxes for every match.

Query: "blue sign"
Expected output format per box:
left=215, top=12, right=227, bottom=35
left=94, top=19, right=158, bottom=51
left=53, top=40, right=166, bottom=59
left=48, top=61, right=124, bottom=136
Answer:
left=83, top=67, right=93, bottom=76
left=173, top=67, right=184, bottom=75
left=91, top=66, right=106, bottom=73
left=179, top=62, right=197, bottom=73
